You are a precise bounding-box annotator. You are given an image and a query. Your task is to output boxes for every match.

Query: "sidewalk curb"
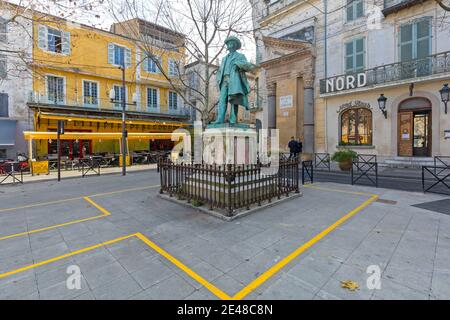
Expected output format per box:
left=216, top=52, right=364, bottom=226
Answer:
left=0, top=167, right=158, bottom=186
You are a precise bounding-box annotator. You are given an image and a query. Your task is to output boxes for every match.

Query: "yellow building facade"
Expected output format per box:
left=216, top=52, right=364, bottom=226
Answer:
left=29, top=16, right=190, bottom=160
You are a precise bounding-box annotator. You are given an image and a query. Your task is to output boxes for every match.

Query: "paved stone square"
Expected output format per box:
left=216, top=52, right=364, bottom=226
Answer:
left=0, top=170, right=449, bottom=300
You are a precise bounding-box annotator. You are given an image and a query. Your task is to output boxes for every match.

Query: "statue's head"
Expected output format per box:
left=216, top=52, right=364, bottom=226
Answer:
left=224, top=36, right=242, bottom=53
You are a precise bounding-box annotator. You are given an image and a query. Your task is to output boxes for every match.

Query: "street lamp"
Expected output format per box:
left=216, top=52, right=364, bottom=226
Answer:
left=377, top=94, right=388, bottom=119
left=109, top=65, right=137, bottom=176
left=439, top=83, right=449, bottom=114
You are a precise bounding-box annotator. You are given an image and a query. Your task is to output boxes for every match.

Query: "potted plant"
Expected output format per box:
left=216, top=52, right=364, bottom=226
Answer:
left=331, top=149, right=358, bottom=171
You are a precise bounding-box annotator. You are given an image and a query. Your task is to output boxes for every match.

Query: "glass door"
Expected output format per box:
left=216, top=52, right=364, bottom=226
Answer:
left=413, top=112, right=431, bottom=157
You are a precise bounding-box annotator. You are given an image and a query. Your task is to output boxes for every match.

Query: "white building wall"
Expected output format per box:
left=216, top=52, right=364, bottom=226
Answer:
left=0, top=7, right=33, bottom=159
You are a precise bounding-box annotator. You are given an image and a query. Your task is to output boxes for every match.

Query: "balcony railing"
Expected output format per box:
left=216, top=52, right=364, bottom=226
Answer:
left=320, top=51, right=450, bottom=95
left=383, top=0, right=425, bottom=15
left=27, top=93, right=191, bottom=118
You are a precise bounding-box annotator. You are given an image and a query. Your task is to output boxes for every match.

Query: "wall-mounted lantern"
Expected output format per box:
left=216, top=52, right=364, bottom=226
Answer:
left=439, top=83, right=449, bottom=114
left=377, top=94, right=388, bottom=119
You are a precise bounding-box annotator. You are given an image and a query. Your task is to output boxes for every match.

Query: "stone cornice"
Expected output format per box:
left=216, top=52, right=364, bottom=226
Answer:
left=260, top=48, right=315, bottom=69
left=262, top=36, right=313, bottom=51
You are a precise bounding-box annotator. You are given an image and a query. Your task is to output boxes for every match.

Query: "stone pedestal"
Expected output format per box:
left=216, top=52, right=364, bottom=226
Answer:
left=203, top=124, right=257, bottom=165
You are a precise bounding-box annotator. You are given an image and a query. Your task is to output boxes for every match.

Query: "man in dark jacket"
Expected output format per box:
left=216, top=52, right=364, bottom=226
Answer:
left=288, top=137, right=298, bottom=159
left=297, top=139, right=303, bottom=155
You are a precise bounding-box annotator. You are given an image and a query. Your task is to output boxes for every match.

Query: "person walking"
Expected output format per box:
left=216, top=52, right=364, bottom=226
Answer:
left=288, top=137, right=298, bottom=159
left=297, top=138, right=303, bottom=155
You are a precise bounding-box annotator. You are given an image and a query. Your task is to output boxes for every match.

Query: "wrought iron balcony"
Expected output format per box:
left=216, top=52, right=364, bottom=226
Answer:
left=383, top=0, right=426, bottom=16
left=27, top=93, right=191, bottom=118
left=320, top=51, right=450, bottom=95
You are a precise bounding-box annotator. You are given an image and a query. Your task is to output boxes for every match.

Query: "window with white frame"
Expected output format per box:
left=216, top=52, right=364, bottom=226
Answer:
left=38, top=25, right=70, bottom=55
left=345, top=37, right=365, bottom=73
left=147, top=88, right=158, bottom=110
left=143, top=54, right=161, bottom=73
left=346, top=0, right=364, bottom=22
left=168, top=91, right=178, bottom=110
left=83, top=81, right=98, bottom=106
left=0, top=54, right=6, bottom=79
left=0, top=17, right=7, bottom=43
left=113, top=85, right=125, bottom=109
left=47, top=76, right=65, bottom=104
left=168, top=59, right=179, bottom=76
left=108, top=43, right=131, bottom=68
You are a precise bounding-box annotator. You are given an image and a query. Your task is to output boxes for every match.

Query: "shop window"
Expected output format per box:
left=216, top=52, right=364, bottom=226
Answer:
left=346, top=0, right=364, bottom=22
left=340, top=108, right=372, bottom=146
left=0, top=149, right=6, bottom=159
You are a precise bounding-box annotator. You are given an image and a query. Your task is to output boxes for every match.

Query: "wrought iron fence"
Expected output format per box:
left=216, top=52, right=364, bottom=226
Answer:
left=0, top=162, right=24, bottom=185
left=302, top=160, right=314, bottom=185
left=351, top=160, right=378, bottom=188
left=423, top=166, right=450, bottom=195
left=314, top=153, right=331, bottom=171
left=159, top=159, right=300, bottom=216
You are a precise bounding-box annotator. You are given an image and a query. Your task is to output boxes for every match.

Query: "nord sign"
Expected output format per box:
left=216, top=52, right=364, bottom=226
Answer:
left=323, top=73, right=367, bottom=94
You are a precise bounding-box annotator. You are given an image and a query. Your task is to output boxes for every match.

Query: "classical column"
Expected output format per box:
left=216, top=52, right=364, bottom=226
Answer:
left=267, top=82, right=276, bottom=130
left=303, top=78, right=315, bottom=154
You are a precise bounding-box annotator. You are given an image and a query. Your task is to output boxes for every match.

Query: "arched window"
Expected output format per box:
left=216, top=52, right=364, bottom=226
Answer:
left=340, top=108, right=372, bottom=145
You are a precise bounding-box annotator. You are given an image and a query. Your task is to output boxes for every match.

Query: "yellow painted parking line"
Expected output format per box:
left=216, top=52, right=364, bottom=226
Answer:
left=135, top=233, right=232, bottom=300
left=0, top=197, right=111, bottom=242
left=0, top=185, right=159, bottom=214
left=88, top=185, right=160, bottom=198
left=0, top=234, right=135, bottom=280
left=0, top=197, right=83, bottom=213
left=0, top=185, right=159, bottom=241
left=0, top=184, right=378, bottom=300
left=0, top=232, right=231, bottom=300
left=232, top=192, right=379, bottom=300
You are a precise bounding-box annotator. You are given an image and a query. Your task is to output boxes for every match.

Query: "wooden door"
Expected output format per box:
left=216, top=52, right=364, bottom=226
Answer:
left=398, top=111, right=413, bottom=157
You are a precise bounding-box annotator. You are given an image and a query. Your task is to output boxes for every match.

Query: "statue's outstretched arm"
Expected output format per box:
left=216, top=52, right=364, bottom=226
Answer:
left=235, top=55, right=257, bottom=72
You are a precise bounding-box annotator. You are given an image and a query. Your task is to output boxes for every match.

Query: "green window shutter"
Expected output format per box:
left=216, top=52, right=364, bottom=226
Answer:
left=355, top=38, right=365, bottom=71
left=416, top=18, right=431, bottom=59
left=345, top=41, right=354, bottom=73
left=62, top=31, right=70, bottom=55
left=400, top=24, right=413, bottom=62
left=356, top=0, right=364, bottom=19
left=108, top=43, right=114, bottom=64
left=38, top=25, right=48, bottom=50
left=346, top=0, right=354, bottom=22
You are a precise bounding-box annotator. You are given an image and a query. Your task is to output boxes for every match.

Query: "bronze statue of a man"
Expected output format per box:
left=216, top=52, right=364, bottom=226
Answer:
left=213, top=36, right=255, bottom=125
